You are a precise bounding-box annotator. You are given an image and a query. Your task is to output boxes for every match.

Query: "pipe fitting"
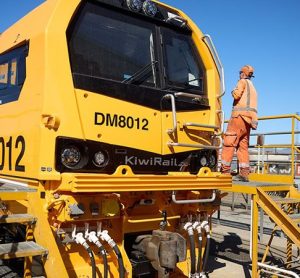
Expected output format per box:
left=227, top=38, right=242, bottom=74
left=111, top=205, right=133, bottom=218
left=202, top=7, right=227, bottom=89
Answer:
left=200, top=221, right=210, bottom=234
left=184, top=222, right=194, bottom=236
left=73, top=232, right=90, bottom=250
left=100, top=230, right=116, bottom=248
left=192, top=221, right=202, bottom=234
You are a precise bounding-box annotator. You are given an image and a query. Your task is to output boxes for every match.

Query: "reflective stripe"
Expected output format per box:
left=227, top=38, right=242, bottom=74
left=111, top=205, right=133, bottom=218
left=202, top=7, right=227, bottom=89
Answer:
left=221, top=160, right=231, bottom=166
left=239, top=163, right=249, bottom=168
left=246, top=79, right=251, bottom=107
left=232, top=107, right=257, bottom=113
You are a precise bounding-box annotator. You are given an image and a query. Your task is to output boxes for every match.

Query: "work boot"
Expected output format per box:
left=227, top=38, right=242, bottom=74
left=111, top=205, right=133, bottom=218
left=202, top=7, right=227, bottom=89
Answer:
left=232, top=174, right=249, bottom=182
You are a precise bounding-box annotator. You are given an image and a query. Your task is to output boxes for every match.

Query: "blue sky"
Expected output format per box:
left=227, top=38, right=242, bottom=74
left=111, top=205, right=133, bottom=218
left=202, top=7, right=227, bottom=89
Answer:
left=1, top=0, right=300, bottom=143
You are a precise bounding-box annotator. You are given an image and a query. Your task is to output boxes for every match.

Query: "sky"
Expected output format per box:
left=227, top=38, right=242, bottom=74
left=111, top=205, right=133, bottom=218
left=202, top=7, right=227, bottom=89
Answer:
left=1, top=0, right=300, bottom=143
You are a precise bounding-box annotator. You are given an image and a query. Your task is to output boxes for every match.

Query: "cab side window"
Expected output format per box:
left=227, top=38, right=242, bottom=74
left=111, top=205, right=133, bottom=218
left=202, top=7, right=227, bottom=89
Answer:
left=0, top=44, right=28, bottom=105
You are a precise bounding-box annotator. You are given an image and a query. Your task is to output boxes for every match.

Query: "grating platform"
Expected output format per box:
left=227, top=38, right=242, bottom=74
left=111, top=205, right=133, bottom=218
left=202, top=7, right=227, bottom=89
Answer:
left=0, top=241, right=47, bottom=260
left=0, top=182, right=36, bottom=201
left=0, top=214, right=37, bottom=224
left=0, top=182, right=36, bottom=192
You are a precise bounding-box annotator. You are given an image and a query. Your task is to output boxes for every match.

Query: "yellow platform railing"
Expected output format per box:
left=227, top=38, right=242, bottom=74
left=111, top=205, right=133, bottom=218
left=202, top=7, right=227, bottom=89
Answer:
left=225, top=113, right=300, bottom=184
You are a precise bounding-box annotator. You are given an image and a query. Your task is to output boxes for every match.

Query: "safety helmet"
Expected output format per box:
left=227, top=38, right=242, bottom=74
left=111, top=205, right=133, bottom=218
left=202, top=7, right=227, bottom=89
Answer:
left=240, top=65, right=254, bottom=77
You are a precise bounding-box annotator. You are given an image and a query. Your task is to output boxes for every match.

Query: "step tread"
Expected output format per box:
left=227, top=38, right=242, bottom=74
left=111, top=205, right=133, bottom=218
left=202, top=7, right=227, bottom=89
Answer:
left=289, top=213, right=300, bottom=223
left=273, top=197, right=300, bottom=204
left=0, top=241, right=47, bottom=259
left=0, top=214, right=37, bottom=224
left=0, top=182, right=36, bottom=193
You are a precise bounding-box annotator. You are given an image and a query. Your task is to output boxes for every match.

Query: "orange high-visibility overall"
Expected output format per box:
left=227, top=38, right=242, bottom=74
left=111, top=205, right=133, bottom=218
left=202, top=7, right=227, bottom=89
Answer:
left=221, top=78, right=258, bottom=177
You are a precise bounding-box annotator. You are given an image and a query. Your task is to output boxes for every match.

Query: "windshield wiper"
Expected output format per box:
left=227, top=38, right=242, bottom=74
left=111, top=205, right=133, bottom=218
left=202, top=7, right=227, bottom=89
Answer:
left=121, top=61, right=158, bottom=85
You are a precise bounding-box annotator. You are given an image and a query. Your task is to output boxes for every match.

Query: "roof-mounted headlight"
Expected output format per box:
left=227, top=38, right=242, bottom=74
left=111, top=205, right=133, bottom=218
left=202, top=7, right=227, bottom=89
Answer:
left=142, top=0, right=157, bottom=17
left=126, top=0, right=143, bottom=12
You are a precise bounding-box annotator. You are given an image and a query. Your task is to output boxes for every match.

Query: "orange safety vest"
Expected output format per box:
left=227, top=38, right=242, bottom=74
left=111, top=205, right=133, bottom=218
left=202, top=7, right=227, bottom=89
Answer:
left=231, top=79, right=258, bottom=129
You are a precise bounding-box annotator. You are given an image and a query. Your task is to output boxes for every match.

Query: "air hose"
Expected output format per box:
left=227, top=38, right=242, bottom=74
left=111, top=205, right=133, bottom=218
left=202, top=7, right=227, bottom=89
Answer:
left=193, top=221, right=203, bottom=274
left=98, top=245, right=108, bottom=278
left=184, top=222, right=196, bottom=276
left=100, top=230, right=125, bottom=278
left=202, top=235, right=211, bottom=274
left=196, top=230, right=202, bottom=273
left=87, top=247, right=97, bottom=278
left=113, top=244, right=125, bottom=278
left=87, top=231, right=108, bottom=278
left=73, top=232, right=96, bottom=278
left=201, top=221, right=211, bottom=276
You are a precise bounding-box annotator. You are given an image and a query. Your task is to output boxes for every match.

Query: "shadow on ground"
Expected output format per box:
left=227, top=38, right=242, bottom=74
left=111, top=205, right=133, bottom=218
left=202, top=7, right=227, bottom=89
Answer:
left=208, top=232, right=284, bottom=278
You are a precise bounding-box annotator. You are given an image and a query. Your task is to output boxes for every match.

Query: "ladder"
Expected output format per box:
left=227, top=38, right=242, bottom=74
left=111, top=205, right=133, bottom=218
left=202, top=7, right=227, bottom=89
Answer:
left=0, top=180, right=48, bottom=277
left=254, top=184, right=300, bottom=277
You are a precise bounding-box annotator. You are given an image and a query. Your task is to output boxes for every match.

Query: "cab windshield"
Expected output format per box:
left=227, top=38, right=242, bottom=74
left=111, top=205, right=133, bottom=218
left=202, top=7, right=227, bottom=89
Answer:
left=68, top=1, right=206, bottom=111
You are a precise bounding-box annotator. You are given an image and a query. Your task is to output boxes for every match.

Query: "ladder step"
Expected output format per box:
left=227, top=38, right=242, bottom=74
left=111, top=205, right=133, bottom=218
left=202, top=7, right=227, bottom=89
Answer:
left=273, top=198, right=300, bottom=204
left=0, top=241, right=47, bottom=259
left=0, top=182, right=36, bottom=200
left=289, top=213, right=300, bottom=223
left=0, top=214, right=37, bottom=224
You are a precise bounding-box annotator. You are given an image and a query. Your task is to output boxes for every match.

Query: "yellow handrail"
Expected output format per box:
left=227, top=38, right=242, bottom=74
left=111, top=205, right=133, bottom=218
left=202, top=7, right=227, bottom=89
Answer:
left=224, top=113, right=300, bottom=181
left=225, top=113, right=300, bottom=123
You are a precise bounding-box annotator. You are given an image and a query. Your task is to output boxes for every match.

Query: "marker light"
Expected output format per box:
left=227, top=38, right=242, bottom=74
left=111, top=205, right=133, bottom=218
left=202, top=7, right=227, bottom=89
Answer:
left=200, top=155, right=208, bottom=167
left=61, top=146, right=81, bottom=169
left=126, top=0, right=143, bottom=12
left=93, top=151, right=108, bottom=167
left=142, top=0, right=157, bottom=17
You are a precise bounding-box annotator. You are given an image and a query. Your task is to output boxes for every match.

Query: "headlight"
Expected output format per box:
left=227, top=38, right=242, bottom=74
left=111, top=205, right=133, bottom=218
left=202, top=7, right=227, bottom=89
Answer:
left=142, top=0, right=157, bottom=17
left=209, top=155, right=217, bottom=167
left=93, top=150, right=109, bottom=167
left=61, top=145, right=82, bottom=169
left=126, top=0, right=143, bottom=12
left=200, top=155, right=208, bottom=167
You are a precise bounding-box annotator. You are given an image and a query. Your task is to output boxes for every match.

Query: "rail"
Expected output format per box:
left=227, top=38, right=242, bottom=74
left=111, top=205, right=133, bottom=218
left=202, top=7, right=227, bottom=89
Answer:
left=224, top=114, right=300, bottom=183
left=163, top=92, right=223, bottom=150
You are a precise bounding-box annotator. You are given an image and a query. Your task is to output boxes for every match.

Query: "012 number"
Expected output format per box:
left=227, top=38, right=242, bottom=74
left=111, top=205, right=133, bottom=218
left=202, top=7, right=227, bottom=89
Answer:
left=0, top=136, right=26, bottom=172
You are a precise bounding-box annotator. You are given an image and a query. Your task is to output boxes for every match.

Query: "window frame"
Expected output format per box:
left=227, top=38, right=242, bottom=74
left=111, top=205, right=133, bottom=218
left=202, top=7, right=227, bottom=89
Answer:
left=160, top=26, right=206, bottom=94
left=0, top=44, right=28, bottom=105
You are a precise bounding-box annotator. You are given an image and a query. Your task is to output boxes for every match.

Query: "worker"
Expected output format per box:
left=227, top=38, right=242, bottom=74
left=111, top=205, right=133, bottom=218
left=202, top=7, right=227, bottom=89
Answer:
left=221, top=65, right=258, bottom=182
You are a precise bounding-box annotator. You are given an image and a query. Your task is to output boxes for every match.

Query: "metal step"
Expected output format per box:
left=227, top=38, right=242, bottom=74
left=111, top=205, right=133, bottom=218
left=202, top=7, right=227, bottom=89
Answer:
left=289, top=213, right=300, bottom=223
left=0, top=214, right=37, bottom=224
left=0, top=241, right=47, bottom=260
left=273, top=198, right=300, bottom=205
left=0, top=181, right=36, bottom=201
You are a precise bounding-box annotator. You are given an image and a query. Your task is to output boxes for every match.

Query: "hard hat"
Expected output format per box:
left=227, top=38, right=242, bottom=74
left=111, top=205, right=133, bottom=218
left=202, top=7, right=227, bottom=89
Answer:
left=240, top=65, right=254, bottom=77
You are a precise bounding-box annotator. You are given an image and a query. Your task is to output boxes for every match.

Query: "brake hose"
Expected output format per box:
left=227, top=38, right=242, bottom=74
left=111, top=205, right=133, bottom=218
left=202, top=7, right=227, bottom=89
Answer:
left=184, top=223, right=196, bottom=276
left=100, top=230, right=125, bottom=278
left=73, top=232, right=96, bottom=278
left=87, top=247, right=97, bottom=278
left=113, top=245, right=125, bottom=278
left=98, top=245, right=108, bottom=278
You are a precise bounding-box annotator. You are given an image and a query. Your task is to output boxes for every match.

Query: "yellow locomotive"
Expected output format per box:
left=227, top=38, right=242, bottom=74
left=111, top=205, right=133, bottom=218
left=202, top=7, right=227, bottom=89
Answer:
left=0, top=0, right=231, bottom=277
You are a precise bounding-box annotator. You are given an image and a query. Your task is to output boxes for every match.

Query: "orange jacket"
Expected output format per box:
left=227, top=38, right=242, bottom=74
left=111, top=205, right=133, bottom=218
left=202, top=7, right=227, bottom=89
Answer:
left=231, top=78, right=258, bottom=129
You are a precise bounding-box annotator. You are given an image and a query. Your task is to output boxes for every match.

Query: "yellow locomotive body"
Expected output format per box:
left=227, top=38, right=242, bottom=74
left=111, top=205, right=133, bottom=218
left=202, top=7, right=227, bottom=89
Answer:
left=0, top=0, right=231, bottom=277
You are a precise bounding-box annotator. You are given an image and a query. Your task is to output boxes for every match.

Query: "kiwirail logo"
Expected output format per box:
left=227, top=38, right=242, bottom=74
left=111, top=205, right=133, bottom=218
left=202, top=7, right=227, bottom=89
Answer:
left=124, top=156, right=187, bottom=167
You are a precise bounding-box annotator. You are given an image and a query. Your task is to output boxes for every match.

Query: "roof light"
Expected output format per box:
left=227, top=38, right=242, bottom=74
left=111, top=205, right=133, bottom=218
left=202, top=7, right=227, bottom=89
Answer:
left=126, top=0, right=143, bottom=12
left=142, top=0, right=157, bottom=17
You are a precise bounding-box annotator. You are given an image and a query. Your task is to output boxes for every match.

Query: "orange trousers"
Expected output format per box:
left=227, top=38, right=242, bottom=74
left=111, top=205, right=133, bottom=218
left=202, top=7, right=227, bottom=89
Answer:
left=221, top=116, right=251, bottom=177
